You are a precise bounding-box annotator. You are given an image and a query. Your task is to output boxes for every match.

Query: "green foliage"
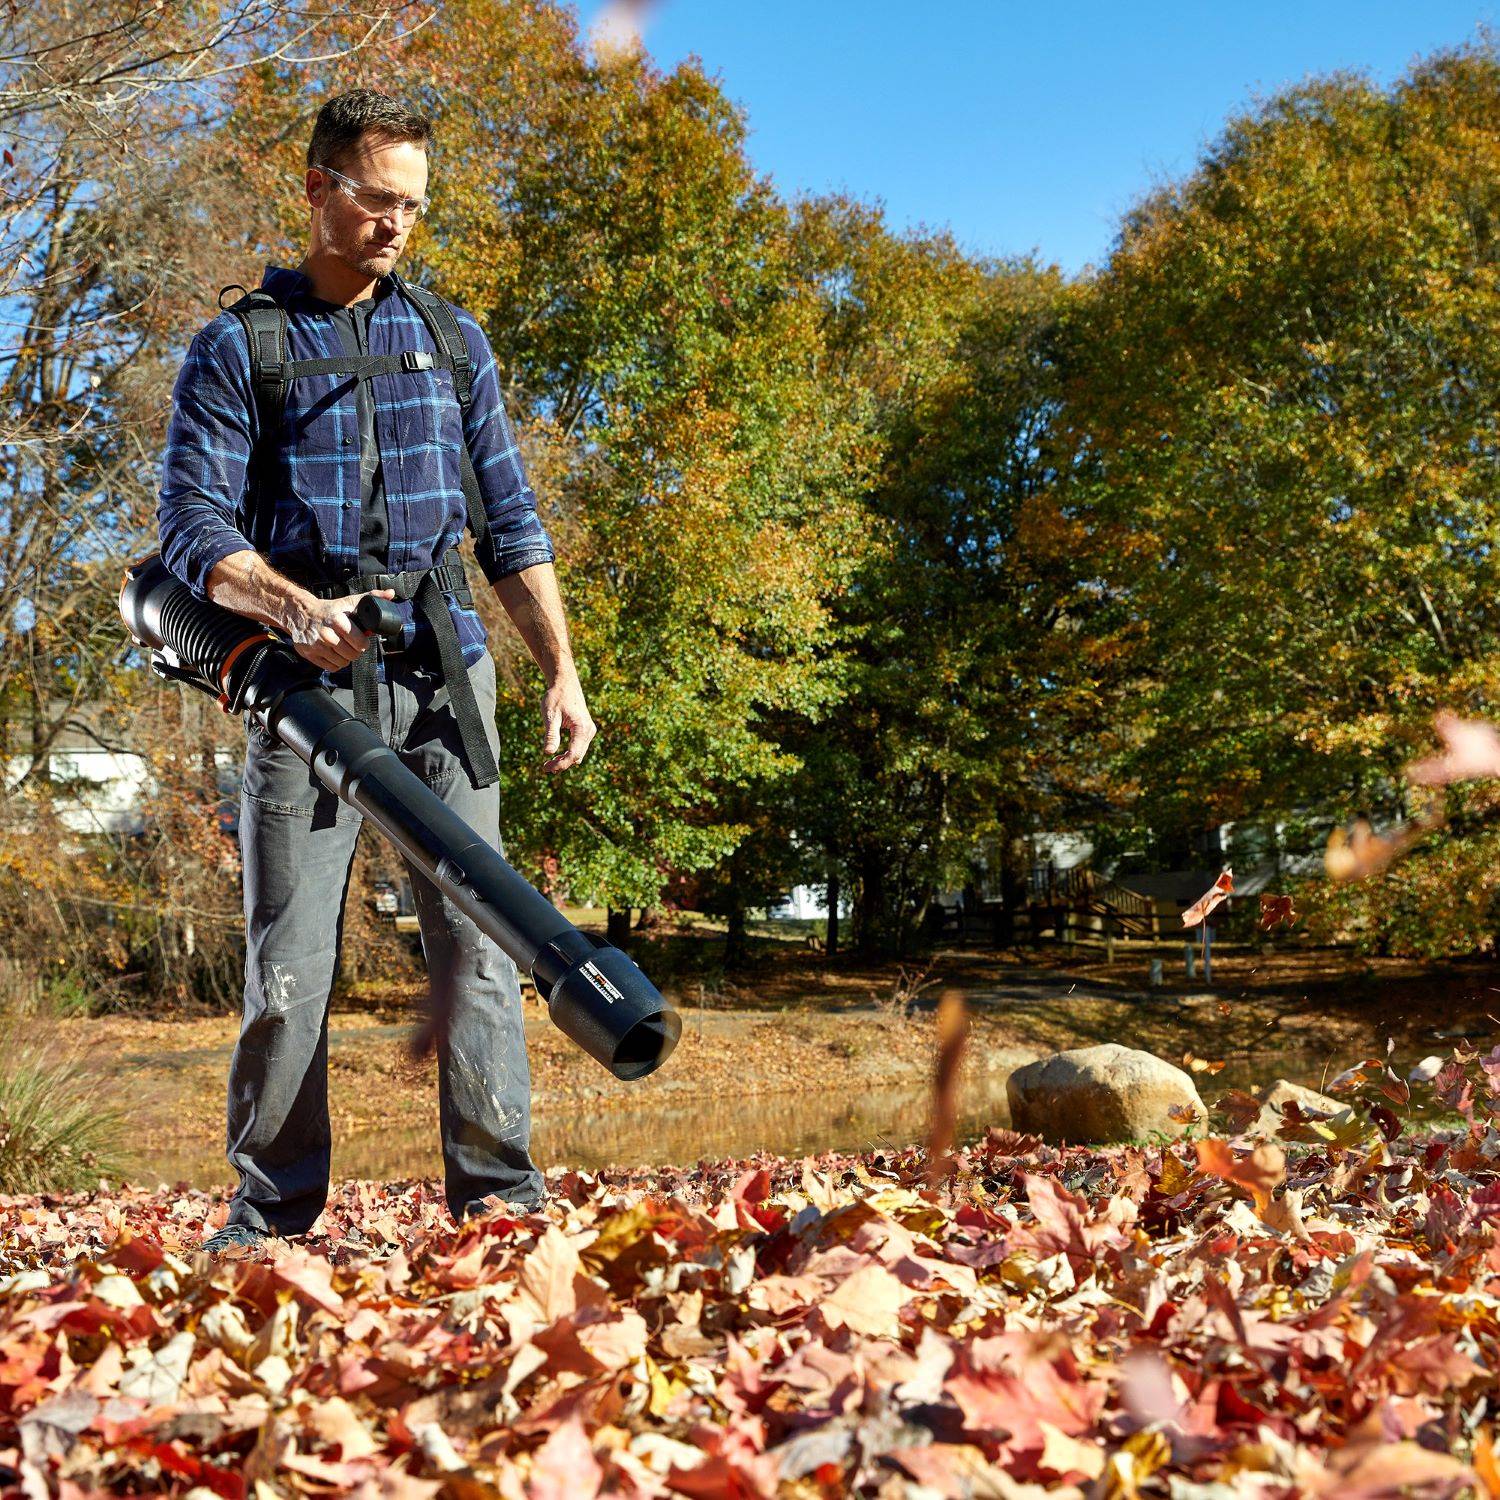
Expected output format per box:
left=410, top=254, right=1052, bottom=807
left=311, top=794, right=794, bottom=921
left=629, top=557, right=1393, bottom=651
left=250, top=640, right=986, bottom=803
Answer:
left=43, top=969, right=104, bottom=1019
left=776, top=198, right=1072, bottom=953
left=1061, top=45, right=1500, bottom=852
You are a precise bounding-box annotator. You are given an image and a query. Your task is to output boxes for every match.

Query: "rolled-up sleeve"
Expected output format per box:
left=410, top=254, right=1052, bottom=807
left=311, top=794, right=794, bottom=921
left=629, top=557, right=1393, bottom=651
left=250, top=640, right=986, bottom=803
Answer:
left=455, top=309, right=556, bottom=584
left=156, top=317, right=258, bottom=600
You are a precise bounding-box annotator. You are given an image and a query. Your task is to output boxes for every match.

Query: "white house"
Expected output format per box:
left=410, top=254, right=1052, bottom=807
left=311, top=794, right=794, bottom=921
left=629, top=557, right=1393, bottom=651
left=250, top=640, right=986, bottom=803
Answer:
left=768, top=884, right=853, bottom=921
left=2, top=708, right=239, bottom=837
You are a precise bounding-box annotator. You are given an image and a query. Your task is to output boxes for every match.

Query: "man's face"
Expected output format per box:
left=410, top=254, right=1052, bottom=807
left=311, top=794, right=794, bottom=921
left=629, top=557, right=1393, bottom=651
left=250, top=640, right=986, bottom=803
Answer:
left=306, top=135, right=429, bottom=281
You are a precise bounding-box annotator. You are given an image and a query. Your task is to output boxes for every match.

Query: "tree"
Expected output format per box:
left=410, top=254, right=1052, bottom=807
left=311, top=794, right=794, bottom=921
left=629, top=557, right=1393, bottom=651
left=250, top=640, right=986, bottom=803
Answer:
left=227, top=1, right=872, bottom=928
left=1062, top=44, right=1500, bottom=884
left=774, top=197, right=1070, bottom=957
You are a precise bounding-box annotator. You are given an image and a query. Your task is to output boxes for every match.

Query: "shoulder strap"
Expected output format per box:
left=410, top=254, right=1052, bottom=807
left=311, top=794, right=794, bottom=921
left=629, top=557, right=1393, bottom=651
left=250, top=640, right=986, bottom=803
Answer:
left=397, top=277, right=474, bottom=411
left=219, top=285, right=288, bottom=555
left=392, top=276, right=500, bottom=577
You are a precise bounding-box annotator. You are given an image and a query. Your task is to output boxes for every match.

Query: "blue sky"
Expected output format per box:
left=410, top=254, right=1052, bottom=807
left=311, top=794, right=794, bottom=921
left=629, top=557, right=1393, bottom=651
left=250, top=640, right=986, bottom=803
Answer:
left=575, top=1, right=1495, bottom=275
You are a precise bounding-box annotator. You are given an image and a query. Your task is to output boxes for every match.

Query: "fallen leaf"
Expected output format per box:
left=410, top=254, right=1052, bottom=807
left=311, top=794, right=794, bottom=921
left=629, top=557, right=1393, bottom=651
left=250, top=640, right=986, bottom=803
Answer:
left=1195, top=1138, right=1285, bottom=1216
left=819, top=1264, right=907, bottom=1338
left=1038, top=1419, right=1105, bottom=1480
left=301, top=1395, right=378, bottom=1460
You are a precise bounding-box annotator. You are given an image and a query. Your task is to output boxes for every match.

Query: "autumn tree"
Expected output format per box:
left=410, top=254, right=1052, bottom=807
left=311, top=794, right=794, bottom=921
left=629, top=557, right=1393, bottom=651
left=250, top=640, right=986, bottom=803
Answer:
left=1061, top=44, right=1500, bottom=900
left=222, top=1, right=873, bottom=944
left=0, top=2, right=426, bottom=1007
left=764, top=197, right=1071, bottom=957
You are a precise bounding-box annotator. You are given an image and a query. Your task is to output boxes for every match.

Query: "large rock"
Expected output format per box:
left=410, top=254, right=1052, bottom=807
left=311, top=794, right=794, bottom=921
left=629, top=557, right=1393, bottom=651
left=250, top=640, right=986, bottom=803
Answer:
left=1246, top=1079, right=1344, bottom=1139
left=1006, top=1044, right=1205, bottom=1145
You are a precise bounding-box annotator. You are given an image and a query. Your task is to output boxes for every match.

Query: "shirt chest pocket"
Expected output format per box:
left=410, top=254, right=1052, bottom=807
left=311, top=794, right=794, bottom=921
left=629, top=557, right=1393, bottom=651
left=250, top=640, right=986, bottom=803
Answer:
left=280, top=384, right=359, bottom=554
left=389, top=365, right=466, bottom=520
left=408, top=364, right=464, bottom=456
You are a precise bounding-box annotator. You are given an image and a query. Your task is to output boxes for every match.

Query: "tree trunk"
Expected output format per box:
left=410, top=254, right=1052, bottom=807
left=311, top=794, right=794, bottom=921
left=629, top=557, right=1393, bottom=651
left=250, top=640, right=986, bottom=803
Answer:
left=998, top=835, right=1029, bottom=950
left=854, top=849, right=892, bottom=959
left=27, top=625, right=47, bottom=786
left=724, top=903, right=747, bottom=970
left=825, top=867, right=840, bottom=957
left=606, top=906, right=632, bottom=947
left=906, top=889, right=932, bottom=957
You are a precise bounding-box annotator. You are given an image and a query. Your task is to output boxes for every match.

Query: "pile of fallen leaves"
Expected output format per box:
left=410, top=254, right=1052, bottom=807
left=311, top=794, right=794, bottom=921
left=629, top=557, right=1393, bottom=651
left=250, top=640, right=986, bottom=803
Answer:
left=6, top=1047, right=1500, bottom=1497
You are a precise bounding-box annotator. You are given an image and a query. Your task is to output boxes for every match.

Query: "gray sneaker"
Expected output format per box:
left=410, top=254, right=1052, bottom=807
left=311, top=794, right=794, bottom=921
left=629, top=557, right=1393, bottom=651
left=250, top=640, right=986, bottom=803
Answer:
left=202, top=1222, right=271, bottom=1255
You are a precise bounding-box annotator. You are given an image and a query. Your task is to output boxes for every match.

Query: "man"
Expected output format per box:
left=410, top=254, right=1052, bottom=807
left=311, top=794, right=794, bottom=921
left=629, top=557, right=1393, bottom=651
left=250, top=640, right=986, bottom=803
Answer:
left=157, top=89, right=595, bottom=1254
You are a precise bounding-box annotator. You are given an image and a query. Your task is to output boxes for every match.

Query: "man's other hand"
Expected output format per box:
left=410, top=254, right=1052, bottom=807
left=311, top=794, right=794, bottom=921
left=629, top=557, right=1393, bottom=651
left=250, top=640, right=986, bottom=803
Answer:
left=542, top=674, right=596, bottom=773
left=286, top=588, right=398, bottom=672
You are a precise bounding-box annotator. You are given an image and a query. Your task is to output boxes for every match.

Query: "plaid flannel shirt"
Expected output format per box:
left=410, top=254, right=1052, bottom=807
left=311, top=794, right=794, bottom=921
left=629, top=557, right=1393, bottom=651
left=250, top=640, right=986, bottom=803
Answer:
left=156, top=263, right=555, bottom=685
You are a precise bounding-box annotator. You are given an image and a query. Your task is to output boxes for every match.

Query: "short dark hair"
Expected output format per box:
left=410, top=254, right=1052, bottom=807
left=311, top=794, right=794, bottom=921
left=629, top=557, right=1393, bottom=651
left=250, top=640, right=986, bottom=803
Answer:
left=306, top=89, right=432, bottom=174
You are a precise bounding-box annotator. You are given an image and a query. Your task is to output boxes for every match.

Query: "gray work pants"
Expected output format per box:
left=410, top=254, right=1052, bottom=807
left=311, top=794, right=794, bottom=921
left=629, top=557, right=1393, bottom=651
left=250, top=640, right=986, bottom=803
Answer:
left=225, top=650, right=544, bottom=1234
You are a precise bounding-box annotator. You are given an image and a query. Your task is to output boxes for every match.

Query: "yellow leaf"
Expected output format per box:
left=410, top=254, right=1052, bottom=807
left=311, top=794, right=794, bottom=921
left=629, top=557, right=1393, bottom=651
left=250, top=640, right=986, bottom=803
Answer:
left=581, top=1201, right=660, bottom=1269
left=819, top=1264, right=907, bottom=1338
left=646, top=1355, right=688, bottom=1418
left=1038, top=1422, right=1105, bottom=1480
left=1157, top=1153, right=1198, bottom=1196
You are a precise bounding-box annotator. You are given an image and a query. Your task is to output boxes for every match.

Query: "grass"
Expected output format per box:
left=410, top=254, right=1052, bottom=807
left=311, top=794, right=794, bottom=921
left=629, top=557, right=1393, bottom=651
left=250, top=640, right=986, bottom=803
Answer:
left=0, top=1013, right=127, bottom=1195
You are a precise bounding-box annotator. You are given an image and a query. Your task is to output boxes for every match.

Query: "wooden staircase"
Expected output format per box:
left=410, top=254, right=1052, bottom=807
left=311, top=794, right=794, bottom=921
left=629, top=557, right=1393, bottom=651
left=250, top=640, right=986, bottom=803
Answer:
left=1029, top=865, right=1157, bottom=939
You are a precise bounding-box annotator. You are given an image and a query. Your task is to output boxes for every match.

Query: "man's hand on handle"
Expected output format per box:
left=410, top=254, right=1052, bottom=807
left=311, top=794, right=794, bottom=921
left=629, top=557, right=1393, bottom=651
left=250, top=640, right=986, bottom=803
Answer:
left=284, top=588, right=398, bottom=673
left=204, top=553, right=400, bottom=674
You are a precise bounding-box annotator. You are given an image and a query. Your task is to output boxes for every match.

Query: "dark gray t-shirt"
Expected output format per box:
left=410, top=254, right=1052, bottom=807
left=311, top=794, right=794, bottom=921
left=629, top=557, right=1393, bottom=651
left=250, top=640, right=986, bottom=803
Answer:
left=314, top=295, right=388, bottom=573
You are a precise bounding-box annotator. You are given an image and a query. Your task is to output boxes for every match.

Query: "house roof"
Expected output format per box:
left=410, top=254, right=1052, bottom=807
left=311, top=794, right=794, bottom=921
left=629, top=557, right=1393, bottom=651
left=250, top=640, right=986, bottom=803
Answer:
left=1113, top=863, right=1282, bottom=905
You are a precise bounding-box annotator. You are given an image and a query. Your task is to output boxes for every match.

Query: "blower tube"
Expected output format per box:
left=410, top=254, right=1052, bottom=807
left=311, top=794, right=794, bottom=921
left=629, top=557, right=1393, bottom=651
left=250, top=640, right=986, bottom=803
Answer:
left=119, top=553, right=681, bottom=1081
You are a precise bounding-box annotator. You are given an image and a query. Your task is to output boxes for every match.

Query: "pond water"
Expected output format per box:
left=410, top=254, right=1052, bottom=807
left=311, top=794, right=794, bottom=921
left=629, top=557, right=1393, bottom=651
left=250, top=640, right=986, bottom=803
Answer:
left=126, top=1036, right=1345, bottom=1193
left=351, top=1069, right=1019, bottom=1182
left=132, top=1070, right=1019, bottom=1191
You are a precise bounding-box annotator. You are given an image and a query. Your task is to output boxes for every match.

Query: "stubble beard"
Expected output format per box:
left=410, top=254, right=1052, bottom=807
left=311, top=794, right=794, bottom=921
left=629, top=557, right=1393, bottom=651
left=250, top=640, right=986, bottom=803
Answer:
left=342, top=229, right=399, bottom=281
left=353, top=248, right=398, bottom=279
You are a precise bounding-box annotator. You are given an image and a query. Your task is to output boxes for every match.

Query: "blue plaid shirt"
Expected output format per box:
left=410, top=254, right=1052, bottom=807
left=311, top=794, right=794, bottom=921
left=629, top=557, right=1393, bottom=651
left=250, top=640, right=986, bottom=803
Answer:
left=156, top=263, right=555, bottom=684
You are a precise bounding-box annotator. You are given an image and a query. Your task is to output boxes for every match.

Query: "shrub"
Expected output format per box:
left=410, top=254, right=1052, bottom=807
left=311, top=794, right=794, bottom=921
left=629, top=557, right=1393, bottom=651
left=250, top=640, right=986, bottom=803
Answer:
left=1301, top=817, right=1500, bottom=959
left=0, top=1019, right=126, bottom=1195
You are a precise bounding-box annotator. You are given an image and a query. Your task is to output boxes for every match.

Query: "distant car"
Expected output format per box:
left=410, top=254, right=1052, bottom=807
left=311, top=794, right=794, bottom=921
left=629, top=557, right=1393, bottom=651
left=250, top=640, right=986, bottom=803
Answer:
left=371, top=880, right=399, bottom=916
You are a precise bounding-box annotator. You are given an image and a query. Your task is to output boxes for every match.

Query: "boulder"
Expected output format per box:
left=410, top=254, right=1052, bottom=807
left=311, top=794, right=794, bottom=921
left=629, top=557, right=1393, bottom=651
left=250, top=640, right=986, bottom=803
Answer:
left=1245, top=1079, right=1344, bottom=1139
left=1006, top=1044, right=1205, bottom=1145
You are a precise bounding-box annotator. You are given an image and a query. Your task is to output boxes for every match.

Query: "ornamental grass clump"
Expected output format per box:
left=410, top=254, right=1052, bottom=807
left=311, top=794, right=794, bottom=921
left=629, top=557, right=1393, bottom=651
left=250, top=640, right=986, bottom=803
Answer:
left=0, top=1018, right=124, bottom=1195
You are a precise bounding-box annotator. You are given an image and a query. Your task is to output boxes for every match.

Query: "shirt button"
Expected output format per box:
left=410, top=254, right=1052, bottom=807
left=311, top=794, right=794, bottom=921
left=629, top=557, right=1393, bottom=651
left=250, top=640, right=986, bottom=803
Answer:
left=342, top=499, right=354, bottom=509
left=342, top=436, right=354, bottom=445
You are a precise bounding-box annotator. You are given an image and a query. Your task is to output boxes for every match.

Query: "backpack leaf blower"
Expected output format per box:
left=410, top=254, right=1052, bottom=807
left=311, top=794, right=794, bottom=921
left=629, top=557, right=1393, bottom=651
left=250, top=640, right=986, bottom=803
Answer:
left=120, top=553, right=681, bottom=1081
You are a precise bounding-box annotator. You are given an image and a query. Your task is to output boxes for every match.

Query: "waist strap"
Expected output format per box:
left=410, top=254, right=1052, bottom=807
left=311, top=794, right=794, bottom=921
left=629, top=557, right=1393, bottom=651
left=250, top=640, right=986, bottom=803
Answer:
left=300, top=551, right=473, bottom=608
